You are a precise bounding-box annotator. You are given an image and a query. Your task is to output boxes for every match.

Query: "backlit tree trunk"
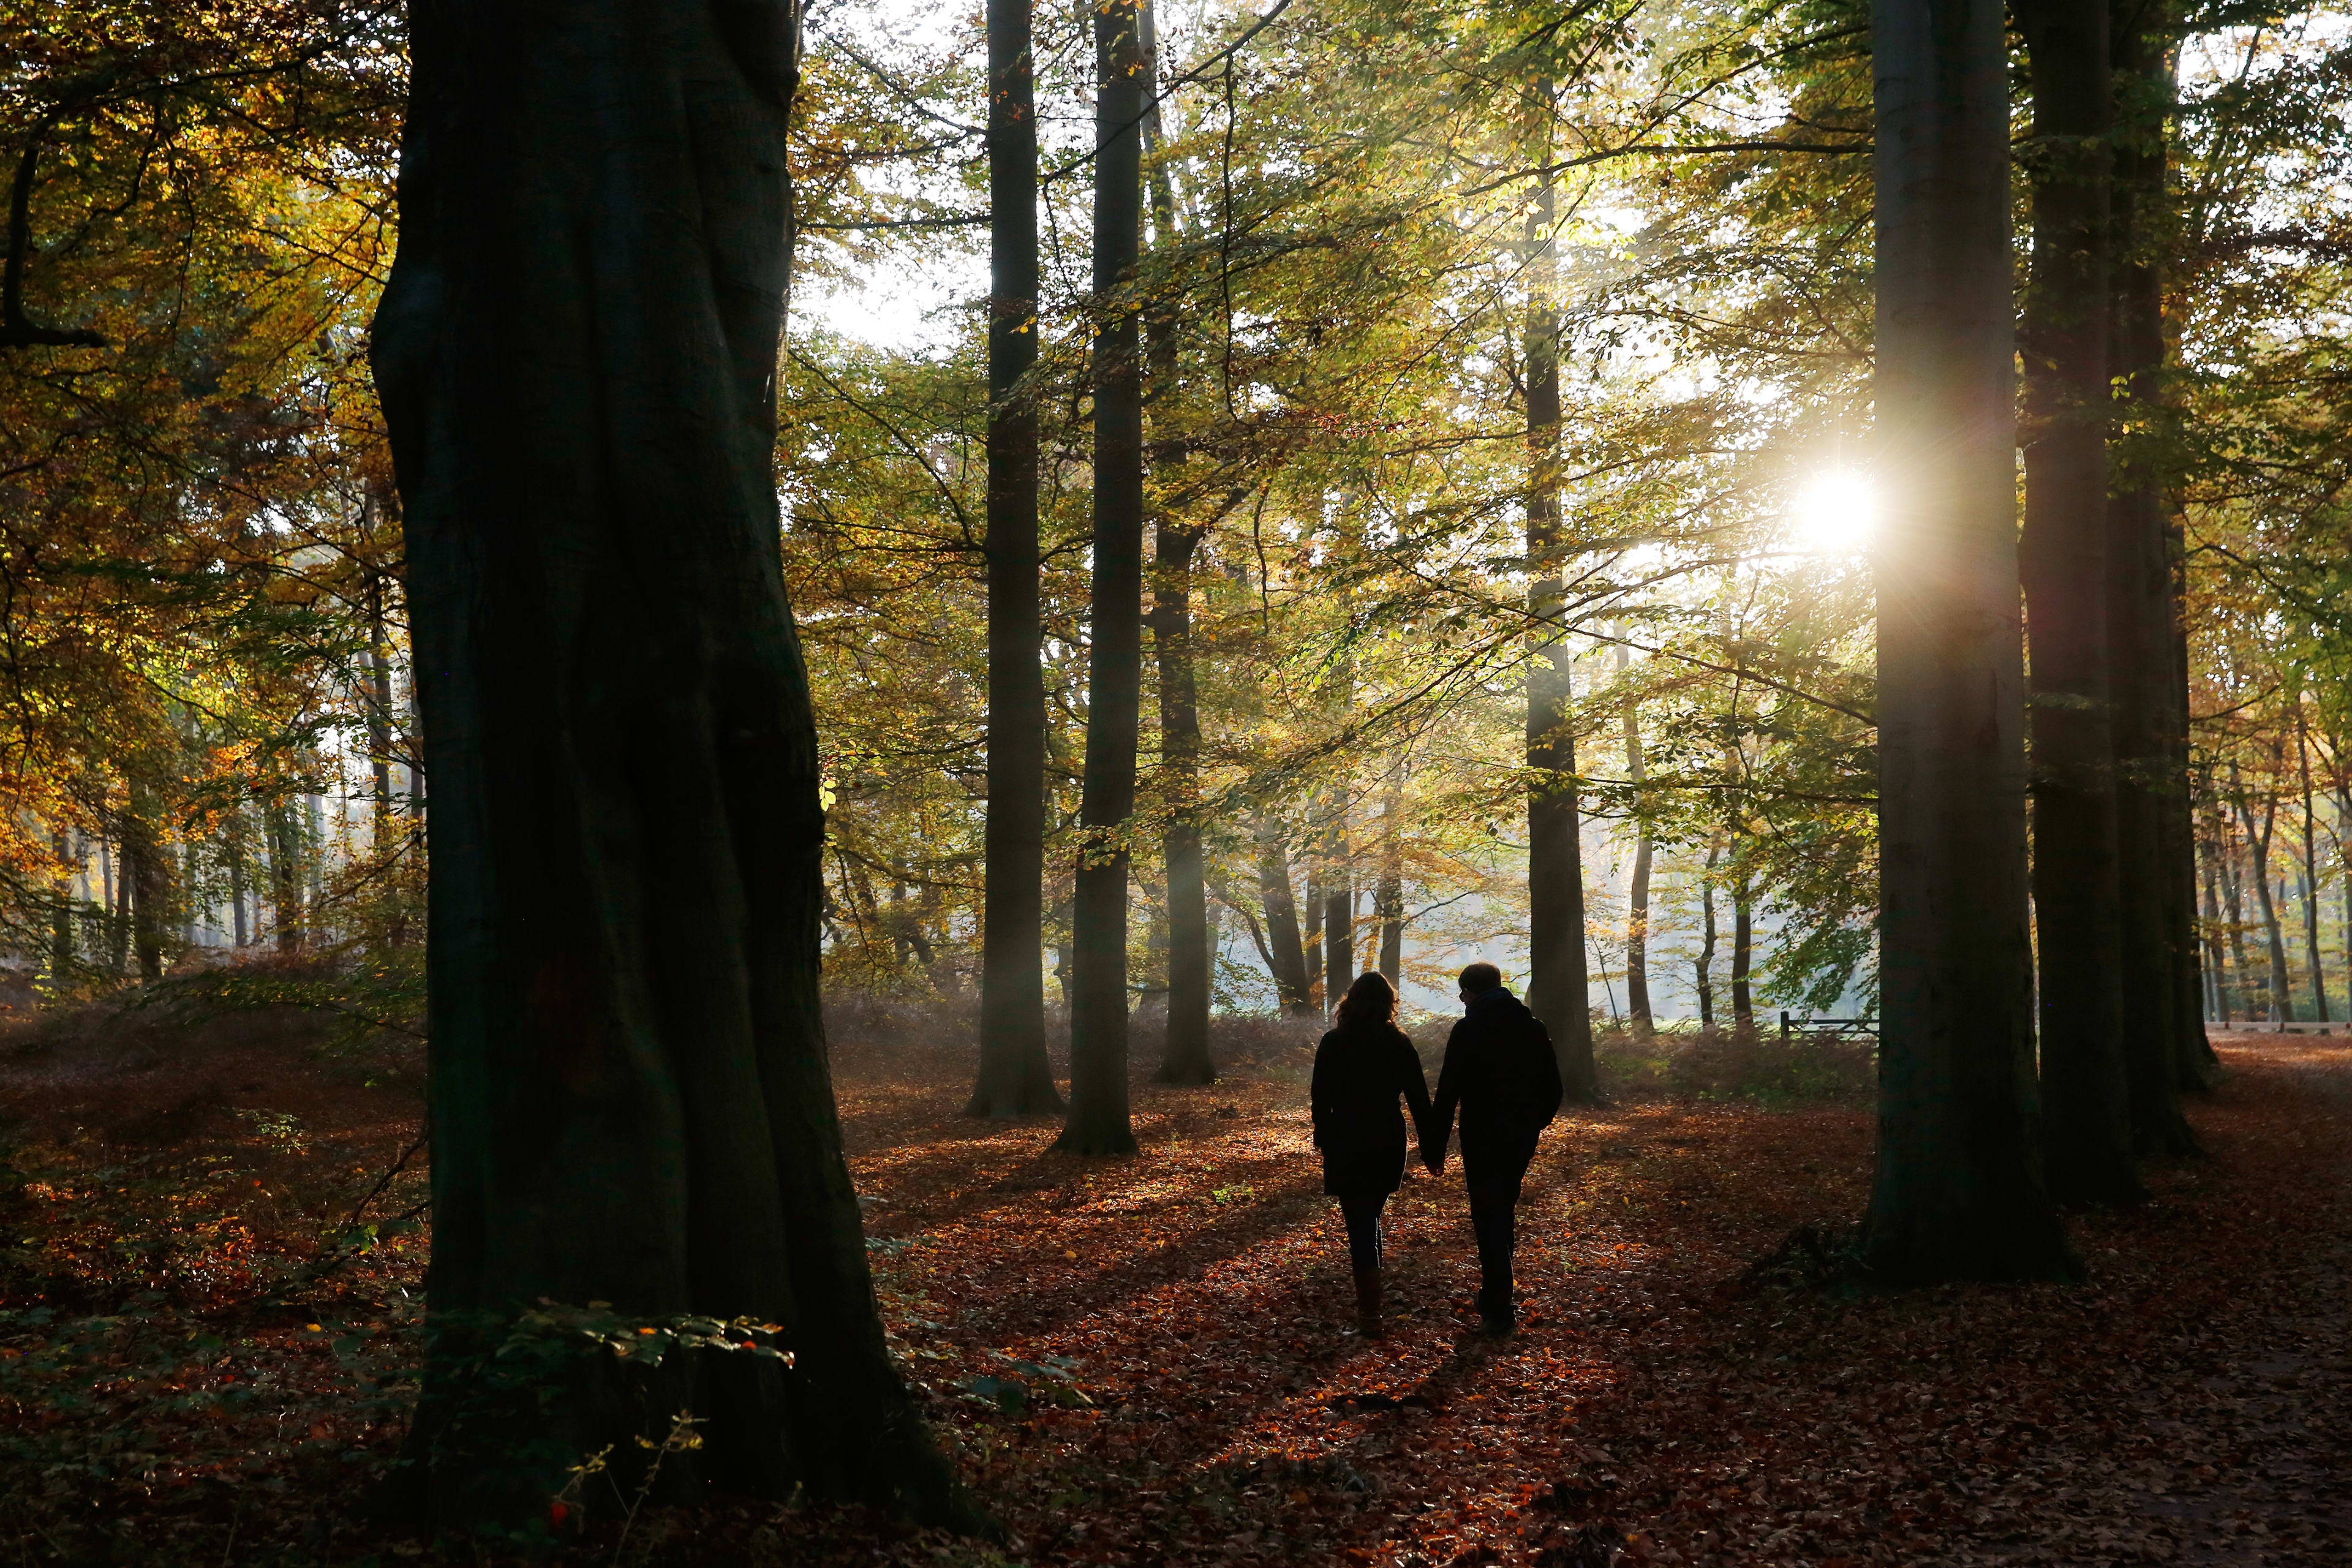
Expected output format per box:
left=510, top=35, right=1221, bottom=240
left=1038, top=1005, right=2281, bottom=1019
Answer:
left=1253, top=816, right=1315, bottom=1013
left=1521, top=146, right=1597, bottom=1101
left=1376, top=762, right=1404, bottom=984
left=2234, top=778, right=2293, bottom=1022
left=2109, top=8, right=2199, bottom=1146
left=1861, top=0, right=2076, bottom=1281
left=2295, top=712, right=2330, bottom=1020
left=371, top=0, right=963, bottom=1527
left=1618, top=644, right=1653, bottom=1039
left=970, top=0, right=1062, bottom=1117
left=2016, top=0, right=2141, bottom=1204
left=1058, top=0, right=1145, bottom=1156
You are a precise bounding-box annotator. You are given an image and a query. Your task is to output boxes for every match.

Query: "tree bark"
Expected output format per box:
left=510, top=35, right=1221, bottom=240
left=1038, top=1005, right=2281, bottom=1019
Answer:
left=970, top=0, right=1062, bottom=1117
left=1729, top=872, right=1754, bottom=1031
left=2016, top=0, right=2141, bottom=1204
left=227, top=810, right=249, bottom=949
left=1696, top=840, right=1719, bottom=1027
left=1376, top=762, right=1404, bottom=984
left=370, top=0, right=965, bottom=1528
left=1139, top=2, right=1211, bottom=1087
left=1618, top=644, right=1653, bottom=1040
left=1321, top=797, right=1352, bottom=1012
left=1058, top=0, right=1146, bottom=1156
left=2295, top=710, right=2331, bottom=1020
left=2198, top=822, right=2230, bottom=1020
left=1252, top=816, right=1315, bottom=1013
left=2220, top=815, right=2258, bottom=1016
left=2233, top=772, right=2292, bottom=1022
left=2108, top=7, right=2200, bottom=1146
left=1862, top=0, right=2076, bottom=1280
left=1521, top=145, right=1598, bottom=1101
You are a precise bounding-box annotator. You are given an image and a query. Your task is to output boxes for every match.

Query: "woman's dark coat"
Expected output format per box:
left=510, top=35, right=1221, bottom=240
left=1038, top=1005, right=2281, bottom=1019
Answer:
left=1310, top=1018, right=1434, bottom=1197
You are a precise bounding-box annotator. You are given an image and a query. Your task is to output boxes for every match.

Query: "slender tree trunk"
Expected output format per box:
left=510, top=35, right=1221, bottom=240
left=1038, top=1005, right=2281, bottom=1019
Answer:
left=2234, top=778, right=2293, bottom=1021
left=1696, top=840, right=1719, bottom=1027
left=2220, top=818, right=2258, bottom=1016
left=228, top=810, right=249, bottom=949
left=1520, top=141, right=1597, bottom=1101
left=1139, top=7, right=1211, bottom=1086
left=2015, top=0, right=2140, bottom=1202
left=2296, top=712, right=2331, bottom=1020
left=1863, top=0, right=2075, bottom=1280
left=2162, top=508, right=2218, bottom=1085
left=970, top=0, right=1061, bottom=1116
left=2108, top=8, right=2200, bottom=1144
left=2198, top=823, right=2230, bottom=1020
left=126, top=809, right=167, bottom=984
left=1729, top=872, right=1754, bottom=1031
left=1059, top=0, right=1147, bottom=1156
left=47, top=829, right=72, bottom=984
left=1301, top=854, right=1324, bottom=1009
left=369, top=0, right=965, bottom=1527
left=1376, top=762, right=1404, bottom=984
left=1252, top=816, right=1314, bottom=1013
left=1618, top=644, right=1654, bottom=1039
left=1321, top=800, right=1352, bottom=1012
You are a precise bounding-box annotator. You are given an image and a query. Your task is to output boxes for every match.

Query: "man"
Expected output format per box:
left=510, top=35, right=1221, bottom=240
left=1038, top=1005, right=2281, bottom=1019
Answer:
left=1423, top=961, right=1562, bottom=1336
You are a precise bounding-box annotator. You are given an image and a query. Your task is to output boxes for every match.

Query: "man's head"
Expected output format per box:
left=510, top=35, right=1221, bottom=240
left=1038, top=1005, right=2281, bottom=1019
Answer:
left=1457, top=962, right=1504, bottom=1006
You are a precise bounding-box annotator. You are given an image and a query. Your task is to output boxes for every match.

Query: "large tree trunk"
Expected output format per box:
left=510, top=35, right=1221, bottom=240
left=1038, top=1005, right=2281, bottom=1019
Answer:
left=370, top=0, right=964, bottom=1529
left=1139, top=0, right=1212, bottom=1088
left=970, top=0, right=1061, bottom=1117
left=1618, top=645, right=1653, bottom=1040
left=1521, top=148, right=1598, bottom=1101
left=1252, top=816, right=1315, bottom=1013
left=1058, top=0, right=1145, bottom=1156
left=2016, top=0, right=2141, bottom=1204
left=266, top=803, right=301, bottom=953
left=2108, top=8, right=2200, bottom=1147
left=1862, top=0, right=2075, bottom=1281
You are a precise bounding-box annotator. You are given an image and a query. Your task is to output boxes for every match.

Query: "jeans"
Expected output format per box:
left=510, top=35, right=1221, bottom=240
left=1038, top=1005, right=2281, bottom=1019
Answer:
left=1463, top=1135, right=1536, bottom=1317
left=1339, top=1192, right=1388, bottom=1272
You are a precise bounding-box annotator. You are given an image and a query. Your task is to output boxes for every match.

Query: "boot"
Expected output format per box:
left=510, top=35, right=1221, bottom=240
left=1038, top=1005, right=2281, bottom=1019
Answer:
left=1352, top=1267, right=1384, bottom=1338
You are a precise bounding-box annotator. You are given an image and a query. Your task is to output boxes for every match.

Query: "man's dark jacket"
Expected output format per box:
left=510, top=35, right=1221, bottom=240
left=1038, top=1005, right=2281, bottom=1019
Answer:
left=1424, top=987, right=1562, bottom=1169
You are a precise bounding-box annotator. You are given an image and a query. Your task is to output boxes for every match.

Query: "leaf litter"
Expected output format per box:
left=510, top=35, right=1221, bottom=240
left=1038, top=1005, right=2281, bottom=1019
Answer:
left=1, top=1015, right=2347, bottom=1565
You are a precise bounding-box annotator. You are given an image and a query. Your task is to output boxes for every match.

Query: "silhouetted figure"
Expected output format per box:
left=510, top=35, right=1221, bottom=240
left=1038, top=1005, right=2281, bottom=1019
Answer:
left=1311, top=971, right=1432, bottom=1337
left=1425, top=962, right=1562, bottom=1336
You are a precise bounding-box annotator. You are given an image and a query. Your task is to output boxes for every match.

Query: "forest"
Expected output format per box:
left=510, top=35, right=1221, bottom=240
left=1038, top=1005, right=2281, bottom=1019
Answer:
left=1, top=0, right=2350, bottom=1561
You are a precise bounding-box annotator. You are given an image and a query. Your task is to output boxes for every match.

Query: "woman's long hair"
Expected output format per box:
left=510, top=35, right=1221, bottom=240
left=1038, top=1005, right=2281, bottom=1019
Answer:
left=1335, top=970, right=1398, bottom=1028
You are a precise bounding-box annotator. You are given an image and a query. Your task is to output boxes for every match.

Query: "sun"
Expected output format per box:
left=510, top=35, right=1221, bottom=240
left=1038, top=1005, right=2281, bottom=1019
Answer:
left=1789, top=469, right=1877, bottom=555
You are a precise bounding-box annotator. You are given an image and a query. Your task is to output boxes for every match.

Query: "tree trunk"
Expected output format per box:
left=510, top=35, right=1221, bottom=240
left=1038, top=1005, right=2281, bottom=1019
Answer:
left=268, top=802, right=302, bottom=952
left=2108, top=7, right=2200, bottom=1144
left=1376, top=763, right=1404, bottom=985
left=1729, top=872, right=1754, bottom=1031
left=2198, top=824, right=2230, bottom=1020
left=1521, top=145, right=1598, bottom=1101
left=1058, top=0, right=1146, bottom=1156
left=1301, top=854, right=1324, bottom=1009
left=970, top=0, right=1061, bottom=1117
left=2016, top=0, right=2140, bottom=1204
left=2296, top=712, right=2331, bottom=1020
left=2220, top=818, right=2258, bottom=1016
left=1252, top=817, right=1315, bottom=1013
left=126, top=807, right=167, bottom=985
left=1863, top=0, right=2076, bottom=1280
left=228, top=810, right=249, bottom=949
left=1144, top=64, right=1212, bottom=1083
left=47, top=829, right=72, bottom=984
left=1618, top=644, right=1654, bottom=1039
left=1696, top=840, right=1719, bottom=1028
left=1321, top=801, right=1352, bottom=1012
left=369, top=0, right=965, bottom=1528
left=2234, top=778, right=2292, bottom=1021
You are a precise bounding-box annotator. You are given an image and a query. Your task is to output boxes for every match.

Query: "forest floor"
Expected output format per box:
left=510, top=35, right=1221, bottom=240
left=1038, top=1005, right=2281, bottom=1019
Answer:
left=1, top=997, right=2348, bottom=1567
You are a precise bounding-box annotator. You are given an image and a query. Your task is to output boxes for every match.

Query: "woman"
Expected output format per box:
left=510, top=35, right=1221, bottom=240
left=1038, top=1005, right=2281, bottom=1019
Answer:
left=1310, top=971, right=1433, bottom=1337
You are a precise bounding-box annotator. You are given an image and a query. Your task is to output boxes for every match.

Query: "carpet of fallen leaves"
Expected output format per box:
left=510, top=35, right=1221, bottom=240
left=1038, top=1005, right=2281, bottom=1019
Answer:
left=2, top=1003, right=2348, bottom=1567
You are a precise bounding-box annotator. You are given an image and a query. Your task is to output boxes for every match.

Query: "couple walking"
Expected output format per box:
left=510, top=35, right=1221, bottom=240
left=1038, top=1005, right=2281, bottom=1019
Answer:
left=1308, top=962, right=1564, bottom=1340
